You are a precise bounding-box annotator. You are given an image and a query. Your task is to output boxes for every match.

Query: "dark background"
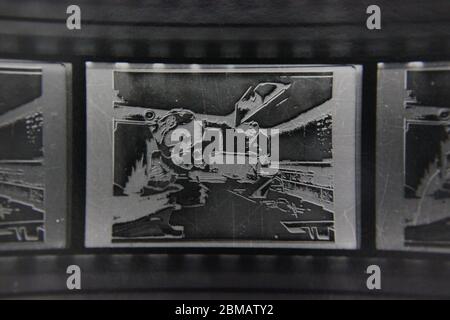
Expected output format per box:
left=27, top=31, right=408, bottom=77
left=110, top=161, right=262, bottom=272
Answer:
left=0, top=0, right=449, bottom=299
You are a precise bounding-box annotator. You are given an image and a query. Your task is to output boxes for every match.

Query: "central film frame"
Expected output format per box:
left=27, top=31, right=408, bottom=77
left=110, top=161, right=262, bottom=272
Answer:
left=85, top=64, right=361, bottom=249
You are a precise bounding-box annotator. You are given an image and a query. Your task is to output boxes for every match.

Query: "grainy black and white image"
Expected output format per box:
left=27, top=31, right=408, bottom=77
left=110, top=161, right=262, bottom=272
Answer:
left=377, top=63, right=450, bottom=251
left=0, top=66, right=44, bottom=243
left=86, top=64, right=360, bottom=248
left=0, top=61, right=69, bottom=250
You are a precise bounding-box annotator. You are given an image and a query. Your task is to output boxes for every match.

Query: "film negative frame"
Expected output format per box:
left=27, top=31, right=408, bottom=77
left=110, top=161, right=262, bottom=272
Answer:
left=377, top=61, right=450, bottom=252
left=0, top=60, right=71, bottom=250
left=85, top=63, right=361, bottom=249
